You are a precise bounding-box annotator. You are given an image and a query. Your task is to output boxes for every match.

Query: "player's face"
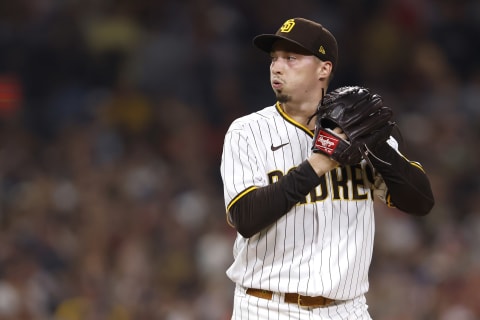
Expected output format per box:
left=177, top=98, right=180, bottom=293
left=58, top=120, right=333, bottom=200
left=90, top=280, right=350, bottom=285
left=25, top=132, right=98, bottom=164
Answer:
left=270, top=40, right=323, bottom=103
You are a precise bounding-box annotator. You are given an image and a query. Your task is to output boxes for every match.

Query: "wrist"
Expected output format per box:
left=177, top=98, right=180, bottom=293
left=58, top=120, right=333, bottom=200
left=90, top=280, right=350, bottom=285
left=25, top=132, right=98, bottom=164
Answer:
left=307, top=153, right=339, bottom=176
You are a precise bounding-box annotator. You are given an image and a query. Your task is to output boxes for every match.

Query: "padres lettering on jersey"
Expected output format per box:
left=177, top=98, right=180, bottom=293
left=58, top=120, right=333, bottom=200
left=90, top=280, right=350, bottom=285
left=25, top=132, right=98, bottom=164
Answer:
left=269, top=165, right=374, bottom=204
left=220, top=103, right=381, bottom=300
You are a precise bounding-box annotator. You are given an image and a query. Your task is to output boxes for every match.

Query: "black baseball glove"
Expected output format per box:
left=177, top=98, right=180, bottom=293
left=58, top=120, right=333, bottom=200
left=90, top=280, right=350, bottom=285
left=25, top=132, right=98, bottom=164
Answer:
left=312, top=86, right=395, bottom=166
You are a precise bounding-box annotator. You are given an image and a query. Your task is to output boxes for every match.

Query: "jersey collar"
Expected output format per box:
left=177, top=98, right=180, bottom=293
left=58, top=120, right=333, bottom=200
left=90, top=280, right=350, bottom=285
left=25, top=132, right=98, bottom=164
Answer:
left=275, top=102, right=314, bottom=137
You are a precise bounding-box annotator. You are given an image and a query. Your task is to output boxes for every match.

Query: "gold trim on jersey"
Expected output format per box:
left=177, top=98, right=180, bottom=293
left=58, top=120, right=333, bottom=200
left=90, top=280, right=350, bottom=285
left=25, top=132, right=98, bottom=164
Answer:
left=275, top=102, right=314, bottom=137
left=276, top=102, right=426, bottom=176
left=408, top=160, right=425, bottom=173
left=225, top=186, right=258, bottom=228
left=386, top=192, right=395, bottom=208
left=226, top=186, right=258, bottom=212
left=394, top=144, right=426, bottom=173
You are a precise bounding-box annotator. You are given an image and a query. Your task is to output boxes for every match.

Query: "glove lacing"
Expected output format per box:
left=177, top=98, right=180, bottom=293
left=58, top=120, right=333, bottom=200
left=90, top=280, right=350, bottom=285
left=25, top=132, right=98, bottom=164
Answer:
left=307, top=88, right=325, bottom=126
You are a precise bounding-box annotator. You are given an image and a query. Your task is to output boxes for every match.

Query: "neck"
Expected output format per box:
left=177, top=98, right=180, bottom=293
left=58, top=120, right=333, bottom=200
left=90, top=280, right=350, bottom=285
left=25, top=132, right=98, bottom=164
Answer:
left=280, top=102, right=318, bottom=129
left=278, top=86, right=327, bottom=129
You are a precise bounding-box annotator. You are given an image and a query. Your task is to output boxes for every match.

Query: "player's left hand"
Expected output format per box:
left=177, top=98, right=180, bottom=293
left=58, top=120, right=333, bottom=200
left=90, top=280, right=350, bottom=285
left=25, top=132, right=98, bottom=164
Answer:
left=311, top=86, right=394, bottom=166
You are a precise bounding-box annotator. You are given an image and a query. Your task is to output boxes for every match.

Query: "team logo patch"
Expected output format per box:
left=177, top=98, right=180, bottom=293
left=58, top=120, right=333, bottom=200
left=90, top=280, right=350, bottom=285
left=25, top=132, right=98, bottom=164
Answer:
left=314, top=130, right=339, bottom=155
left=280, top=19, right=295, bottom=33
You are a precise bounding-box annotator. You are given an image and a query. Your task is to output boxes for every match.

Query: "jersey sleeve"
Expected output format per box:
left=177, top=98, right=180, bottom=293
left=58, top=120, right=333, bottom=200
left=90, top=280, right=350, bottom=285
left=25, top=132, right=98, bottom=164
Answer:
left=221, top=121, right=323, bottom=237
left=220, top=123, right=266, bottom=210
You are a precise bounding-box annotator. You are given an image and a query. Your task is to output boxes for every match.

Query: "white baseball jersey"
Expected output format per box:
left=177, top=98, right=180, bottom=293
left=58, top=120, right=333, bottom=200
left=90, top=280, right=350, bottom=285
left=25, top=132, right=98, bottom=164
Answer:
left=221, top=102, right=380, bottom=301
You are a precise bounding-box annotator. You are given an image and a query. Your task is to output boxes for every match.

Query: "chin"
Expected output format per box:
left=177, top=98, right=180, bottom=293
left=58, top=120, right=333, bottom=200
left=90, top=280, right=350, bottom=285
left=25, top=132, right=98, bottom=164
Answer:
left=276, top=93, right=290, bottom=103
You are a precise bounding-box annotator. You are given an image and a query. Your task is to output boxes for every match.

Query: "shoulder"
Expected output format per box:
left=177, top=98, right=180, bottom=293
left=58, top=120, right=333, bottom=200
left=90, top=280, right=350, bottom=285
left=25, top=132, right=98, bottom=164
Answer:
left=227, top=105, right=278, bottom=131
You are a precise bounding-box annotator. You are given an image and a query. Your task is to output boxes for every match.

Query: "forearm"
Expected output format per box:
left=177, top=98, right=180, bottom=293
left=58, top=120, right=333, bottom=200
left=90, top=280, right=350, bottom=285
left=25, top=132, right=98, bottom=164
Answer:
left=229, top=160, right=322, bottom=238
left=369, top=143, right=434, bottom=215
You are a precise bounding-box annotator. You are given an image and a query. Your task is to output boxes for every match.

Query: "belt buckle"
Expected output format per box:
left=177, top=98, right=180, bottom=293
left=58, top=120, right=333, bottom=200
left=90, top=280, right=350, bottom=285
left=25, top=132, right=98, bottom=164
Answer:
left=297, top=294, right=314, bottom=307
left=297, top=294, right=332, bottom=308
left=297, top=294, right=304, bottom=306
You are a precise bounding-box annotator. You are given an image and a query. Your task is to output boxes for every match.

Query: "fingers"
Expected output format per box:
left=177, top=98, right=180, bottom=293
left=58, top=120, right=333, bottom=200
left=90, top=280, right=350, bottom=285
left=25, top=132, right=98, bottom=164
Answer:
left=333, top=127, right=347, bottom=140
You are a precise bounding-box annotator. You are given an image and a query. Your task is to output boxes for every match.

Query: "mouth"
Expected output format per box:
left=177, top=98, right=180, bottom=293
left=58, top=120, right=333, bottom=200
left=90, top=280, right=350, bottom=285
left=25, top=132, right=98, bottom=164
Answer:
left=271, top=78, right=283, bottom=90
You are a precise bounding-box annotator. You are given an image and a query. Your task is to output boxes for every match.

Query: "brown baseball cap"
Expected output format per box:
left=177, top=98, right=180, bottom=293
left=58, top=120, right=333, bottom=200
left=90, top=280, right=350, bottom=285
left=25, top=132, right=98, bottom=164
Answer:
left=253, top=18, right=338, bottom=71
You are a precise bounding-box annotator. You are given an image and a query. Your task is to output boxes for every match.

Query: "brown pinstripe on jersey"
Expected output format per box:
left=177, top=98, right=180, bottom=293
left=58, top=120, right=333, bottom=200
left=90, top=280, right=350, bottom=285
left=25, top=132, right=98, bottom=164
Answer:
left=220, top=103, right=385, bottom=300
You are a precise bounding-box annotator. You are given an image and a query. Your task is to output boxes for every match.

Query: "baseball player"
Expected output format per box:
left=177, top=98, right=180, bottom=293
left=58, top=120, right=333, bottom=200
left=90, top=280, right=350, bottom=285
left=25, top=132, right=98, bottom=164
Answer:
left=220, top=18, right=434, bottom=319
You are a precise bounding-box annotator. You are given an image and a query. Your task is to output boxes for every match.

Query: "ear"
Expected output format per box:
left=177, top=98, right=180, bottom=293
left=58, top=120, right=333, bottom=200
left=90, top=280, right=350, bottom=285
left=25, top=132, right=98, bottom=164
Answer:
left=318, top=61, right=333, bottom=80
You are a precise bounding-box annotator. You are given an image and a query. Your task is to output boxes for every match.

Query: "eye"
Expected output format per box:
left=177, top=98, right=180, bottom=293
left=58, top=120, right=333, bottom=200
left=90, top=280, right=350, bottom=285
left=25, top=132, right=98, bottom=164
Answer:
left=287, top=55, right=297, bottom=61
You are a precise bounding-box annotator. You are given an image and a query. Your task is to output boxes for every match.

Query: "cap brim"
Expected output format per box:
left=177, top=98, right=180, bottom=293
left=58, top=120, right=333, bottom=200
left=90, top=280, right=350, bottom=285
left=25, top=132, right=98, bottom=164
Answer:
left=253, top=34, right=311, bottom=55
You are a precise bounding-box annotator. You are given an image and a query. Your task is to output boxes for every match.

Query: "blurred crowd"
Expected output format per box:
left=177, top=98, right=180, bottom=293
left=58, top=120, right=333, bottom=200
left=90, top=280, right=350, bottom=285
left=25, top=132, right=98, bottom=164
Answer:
left=0, top=0, right=479, bottom=319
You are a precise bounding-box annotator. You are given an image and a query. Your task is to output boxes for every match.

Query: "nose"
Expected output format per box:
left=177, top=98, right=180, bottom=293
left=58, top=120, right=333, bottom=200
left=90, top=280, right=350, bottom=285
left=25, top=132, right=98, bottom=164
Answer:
left=271, top=59, right=283, bottom=74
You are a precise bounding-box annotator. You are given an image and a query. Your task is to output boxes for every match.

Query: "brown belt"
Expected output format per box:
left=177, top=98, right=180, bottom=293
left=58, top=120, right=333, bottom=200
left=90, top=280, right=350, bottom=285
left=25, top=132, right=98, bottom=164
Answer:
left=245, top=288, right=335, bottom=308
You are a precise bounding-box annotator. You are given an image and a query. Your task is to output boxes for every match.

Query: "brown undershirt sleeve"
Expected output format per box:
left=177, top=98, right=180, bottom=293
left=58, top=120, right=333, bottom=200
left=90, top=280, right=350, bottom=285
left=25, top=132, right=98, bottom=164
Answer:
left=368, top=142, right=434, bottom=216
left=229, top=128, right=434, bottom=238
left=228, top=160, right=321, bottom=238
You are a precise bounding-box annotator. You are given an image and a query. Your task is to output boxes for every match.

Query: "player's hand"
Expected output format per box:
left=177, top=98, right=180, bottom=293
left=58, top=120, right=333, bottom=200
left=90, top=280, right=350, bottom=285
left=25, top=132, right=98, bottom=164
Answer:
left=308, top=153, right=338, bottom=176
left=308, top=127, right=346, bottom=176
left=312, top=86, right=394, bottom=166
left=332, top=127, right=347, bottom=140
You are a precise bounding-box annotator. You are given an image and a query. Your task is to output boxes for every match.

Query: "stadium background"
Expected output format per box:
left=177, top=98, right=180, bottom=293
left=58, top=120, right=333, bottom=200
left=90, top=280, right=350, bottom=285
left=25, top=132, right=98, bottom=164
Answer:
left=0, top=0, right=479, bottom=319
